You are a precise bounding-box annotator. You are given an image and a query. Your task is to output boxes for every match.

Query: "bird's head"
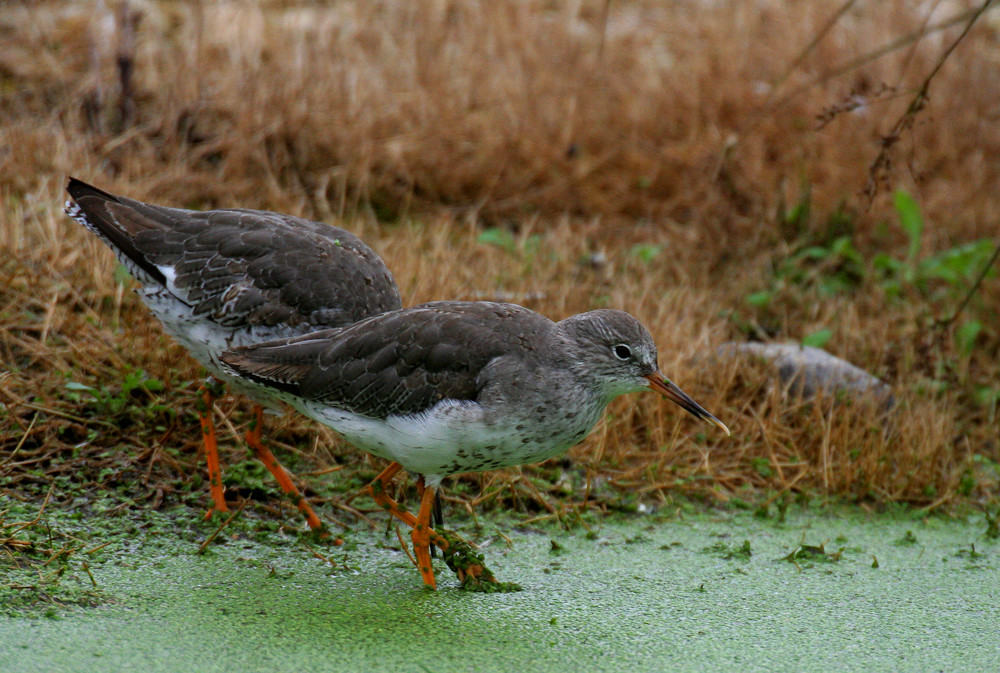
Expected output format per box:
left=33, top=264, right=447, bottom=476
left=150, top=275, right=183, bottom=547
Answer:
left=558, top=309, right=729, bottom=435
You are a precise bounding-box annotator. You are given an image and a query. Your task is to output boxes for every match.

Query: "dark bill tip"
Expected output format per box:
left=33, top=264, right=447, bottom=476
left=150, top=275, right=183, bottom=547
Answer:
left=645, top=373, right=730, bottom=436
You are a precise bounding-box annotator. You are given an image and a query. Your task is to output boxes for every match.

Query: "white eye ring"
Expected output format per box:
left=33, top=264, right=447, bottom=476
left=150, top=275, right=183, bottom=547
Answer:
left=613, top=344, right=631, bottom=360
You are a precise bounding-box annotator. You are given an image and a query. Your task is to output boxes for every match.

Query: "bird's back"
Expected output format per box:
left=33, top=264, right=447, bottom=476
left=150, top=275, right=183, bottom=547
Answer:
left=221, top=301, right=556, bottom=418
left=65, top=178, right=401, bottom=382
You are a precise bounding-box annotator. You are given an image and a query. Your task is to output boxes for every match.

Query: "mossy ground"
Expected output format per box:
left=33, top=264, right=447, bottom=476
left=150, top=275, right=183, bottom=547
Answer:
left=3, top=500, right=999, bottom=672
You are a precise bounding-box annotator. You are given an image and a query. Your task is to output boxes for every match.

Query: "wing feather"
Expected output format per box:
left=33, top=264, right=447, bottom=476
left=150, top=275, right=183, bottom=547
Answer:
left=65, top=178, right=401, bottom=331
left=221, top=302, right=552, bottom=418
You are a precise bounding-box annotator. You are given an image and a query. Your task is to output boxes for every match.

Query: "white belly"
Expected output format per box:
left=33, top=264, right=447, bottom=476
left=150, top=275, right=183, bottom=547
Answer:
left=141, top=287, right=309, bottom=410
left=294, top=395, right=602, bottom=485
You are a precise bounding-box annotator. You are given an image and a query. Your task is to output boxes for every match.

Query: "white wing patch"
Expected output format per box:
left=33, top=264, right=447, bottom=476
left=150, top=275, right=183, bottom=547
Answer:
left=156, top=265, right=183, bottom=299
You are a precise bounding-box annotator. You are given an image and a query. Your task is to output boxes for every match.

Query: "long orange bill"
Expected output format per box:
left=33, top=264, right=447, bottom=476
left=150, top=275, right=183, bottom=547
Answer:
left=645, top=373, right=730, bottom=436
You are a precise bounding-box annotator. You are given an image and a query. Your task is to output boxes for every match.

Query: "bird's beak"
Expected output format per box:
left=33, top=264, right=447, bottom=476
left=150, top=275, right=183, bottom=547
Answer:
left=645, top=373, right=730, bottom=436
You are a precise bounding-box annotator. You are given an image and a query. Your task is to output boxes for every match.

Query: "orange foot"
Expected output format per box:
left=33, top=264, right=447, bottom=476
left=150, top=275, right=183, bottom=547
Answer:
left=367, top=463, right=519, bottom=591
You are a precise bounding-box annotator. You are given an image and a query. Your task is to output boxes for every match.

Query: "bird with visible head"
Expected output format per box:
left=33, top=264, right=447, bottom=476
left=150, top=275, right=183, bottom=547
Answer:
left=221, top=300, right=729, bottom=590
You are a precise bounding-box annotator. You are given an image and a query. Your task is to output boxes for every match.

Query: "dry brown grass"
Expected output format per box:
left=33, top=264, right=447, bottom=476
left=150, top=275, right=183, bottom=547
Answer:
left=1, top=0, right=998, bottom=519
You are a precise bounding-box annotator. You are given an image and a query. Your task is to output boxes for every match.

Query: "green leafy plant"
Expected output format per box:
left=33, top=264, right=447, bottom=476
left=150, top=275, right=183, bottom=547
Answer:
left=750, top=457, right=773, bottom=478
left=769, top=234, right=865, bottom=297
left=477, top=227, right=518, bottom=254
left=749, top=189, right=995, bottom=307
left=801, top=328, right=833, bottom=349
left=65, top=370, right=167, bottom=418
left=703, top=539, right=753, bottom=561
left=478, top=227, right=542, bottom=258
left=874, top=190, right=996, bottom=298
left=955, top=320, right=981, bottom=358
left=628, top=243, right=661, bottom=264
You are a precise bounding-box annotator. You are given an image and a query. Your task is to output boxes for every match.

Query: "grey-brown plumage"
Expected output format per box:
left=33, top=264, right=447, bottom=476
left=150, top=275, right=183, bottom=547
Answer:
left=223, top=302, right=547, bottom=417
left=65, top=177, right=405, bottom=524
left=221, top=301, right=729, bottom=483
left=64, top=178, right=401, bottom=386
left=65, top=177, right=405, bottom=521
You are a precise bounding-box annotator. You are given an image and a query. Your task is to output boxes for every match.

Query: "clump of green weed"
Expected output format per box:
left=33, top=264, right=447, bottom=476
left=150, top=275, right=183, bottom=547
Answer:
left=1, top=501, right=113, bottom=617
left=781, top=542, right=843, bottom=568
left=703, top=539, right=752, bottom=561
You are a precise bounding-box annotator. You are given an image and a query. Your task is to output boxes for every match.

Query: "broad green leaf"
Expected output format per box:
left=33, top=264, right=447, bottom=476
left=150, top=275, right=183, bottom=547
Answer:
left=893, top=189, right=923, bottom=264
left=802, top=328, right=833, bottom=349
left=65, top=381, right=97, bottom=393
left=829, top=236, right=862, bottom=264
left=922, top=240, right=996, bottom=286
left=477, top=228, right=517, bottom=253
left=113, top=264, right=134, bottom=286
left=745, top=291, right=772, bottom=308
left=629, top=244, right=661, bottom=264
left=956, top=320, right=982, bottom=357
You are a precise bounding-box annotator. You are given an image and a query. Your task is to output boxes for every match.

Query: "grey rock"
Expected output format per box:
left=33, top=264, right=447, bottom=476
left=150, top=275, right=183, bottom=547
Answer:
left=718, top=341, right=894, bottom=406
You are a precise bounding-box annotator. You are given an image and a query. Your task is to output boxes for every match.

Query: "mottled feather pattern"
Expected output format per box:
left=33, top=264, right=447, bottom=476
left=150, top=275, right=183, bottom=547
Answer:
left=64, top=178, right=401, bottom=408
left=220, top=302, right=683, bottom=479
left=222, top=302, right=553, bottom=419
left=67, top=179, right=400, bottom=332
left=130, top=207, right=400, bottom=329
left=64, top=198, right=167, bottom=286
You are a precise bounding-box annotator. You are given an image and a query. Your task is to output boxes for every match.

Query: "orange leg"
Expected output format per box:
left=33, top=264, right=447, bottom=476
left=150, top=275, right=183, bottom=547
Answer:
left=198, top=381, right=228, bottom=517
left=416, top=477, right=438, bottom=558
left=244, top=405, right=329, bottom=536
left=412, top=484, right=438, bottom=589
left=368, top=463, right=442, bottom=588
left=368, top=463, right=500, bottom=590
left=368, top=462, right=416, bottom=526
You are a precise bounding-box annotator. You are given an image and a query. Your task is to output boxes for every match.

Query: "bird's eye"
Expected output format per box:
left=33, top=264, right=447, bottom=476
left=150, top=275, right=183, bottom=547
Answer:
left=613, top=344, right=631, bottom=360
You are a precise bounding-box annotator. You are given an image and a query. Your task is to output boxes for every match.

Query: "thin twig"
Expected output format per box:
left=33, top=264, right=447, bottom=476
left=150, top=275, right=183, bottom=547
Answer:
left=772, top=4, right=995, bottom=112
left=197, top=499, right=247, bottom=554
left=767, top=0, right=861, bottom=100
left=938, top=240, right=1000, bottom=329
left=332, top=500, right=375, bottom=526
left=896, top=0, right=946, bottom=87
left=596, top=0, right=612, bottom=61
left=5, top=483, right=56, bottom=540
left=117, top=1, right=140, bottom=129
left=14, top=402, right=118, bottom=430
left=84, top=540, right=113, bottom=555
left=300, top=541, right=337, bottom=568
left=41, top=545, right=82, bottom=568
left=0, top=412, right=38, bottom=470
left=864, top=0, right=996, bottom=204
left=394, top=525, right=418, bottom=568
left=299, top=465, right=345, bottom=477
left=82, top=562, right=98, bottom=587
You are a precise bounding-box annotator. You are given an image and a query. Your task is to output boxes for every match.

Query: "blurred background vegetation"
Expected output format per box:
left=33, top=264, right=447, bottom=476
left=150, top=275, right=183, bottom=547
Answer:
left=1, top=0, right=998, bottom=523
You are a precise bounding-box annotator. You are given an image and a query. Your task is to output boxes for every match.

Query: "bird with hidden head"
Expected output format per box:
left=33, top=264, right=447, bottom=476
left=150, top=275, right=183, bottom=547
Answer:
left=63, top=177, right=401, bottom=533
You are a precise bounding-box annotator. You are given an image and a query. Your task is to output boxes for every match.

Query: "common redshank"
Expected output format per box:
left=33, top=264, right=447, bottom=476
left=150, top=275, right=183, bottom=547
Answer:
left=64, top=178, right=401, bottom=530
left=220, top=301, right=729, bottom=589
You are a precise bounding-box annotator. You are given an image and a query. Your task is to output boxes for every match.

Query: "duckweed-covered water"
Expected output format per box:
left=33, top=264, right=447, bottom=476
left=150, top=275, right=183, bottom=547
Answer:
left=2, top=508, right=998, bottom=672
